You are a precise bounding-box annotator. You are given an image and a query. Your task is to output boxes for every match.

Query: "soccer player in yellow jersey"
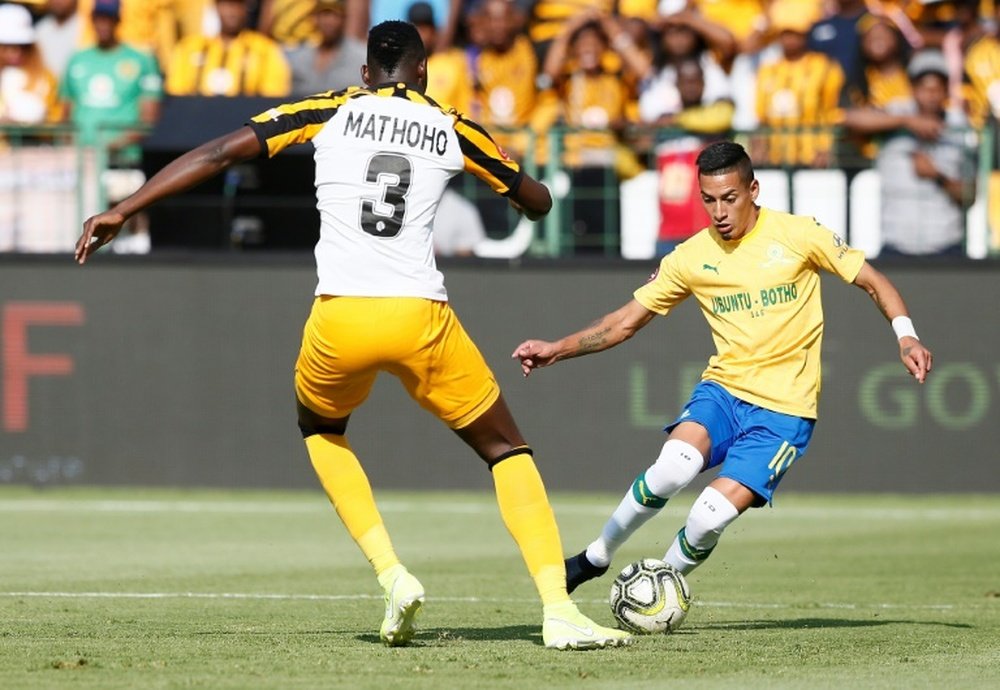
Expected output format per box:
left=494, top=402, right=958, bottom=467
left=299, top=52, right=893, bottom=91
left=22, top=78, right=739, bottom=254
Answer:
left=513, top=141, right=933, bottom=592
left=74, top=19, right=630, bottom=652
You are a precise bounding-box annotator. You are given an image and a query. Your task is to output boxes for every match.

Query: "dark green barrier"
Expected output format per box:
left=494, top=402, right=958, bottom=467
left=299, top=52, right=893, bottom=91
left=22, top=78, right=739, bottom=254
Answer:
left=1, top=256, right=997, bottom=492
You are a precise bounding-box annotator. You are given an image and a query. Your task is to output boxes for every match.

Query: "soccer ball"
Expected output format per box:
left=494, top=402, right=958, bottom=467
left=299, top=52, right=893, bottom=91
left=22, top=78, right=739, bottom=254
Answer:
left=609, top=558, right=691, bottom=634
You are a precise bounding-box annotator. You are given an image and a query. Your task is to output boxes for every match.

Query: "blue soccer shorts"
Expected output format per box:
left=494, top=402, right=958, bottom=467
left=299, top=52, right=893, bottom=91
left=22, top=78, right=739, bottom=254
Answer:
left=665, top=381, right=816, bottom=505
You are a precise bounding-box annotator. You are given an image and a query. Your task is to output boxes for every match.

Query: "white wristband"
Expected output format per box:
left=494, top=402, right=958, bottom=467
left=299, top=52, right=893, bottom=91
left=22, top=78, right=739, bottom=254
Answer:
left=891, top=316, right=918, bottom=341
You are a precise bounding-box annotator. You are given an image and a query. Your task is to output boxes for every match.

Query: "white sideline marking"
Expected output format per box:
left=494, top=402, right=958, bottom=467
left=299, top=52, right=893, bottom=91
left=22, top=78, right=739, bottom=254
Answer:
left=0, top=591, right=971, bottom=611
left=0, top=499, right=997, bottom=521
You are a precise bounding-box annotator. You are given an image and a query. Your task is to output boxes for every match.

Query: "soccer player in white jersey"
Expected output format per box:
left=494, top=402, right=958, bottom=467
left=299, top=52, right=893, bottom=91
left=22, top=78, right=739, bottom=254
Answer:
left=513, top=141, right=933, bottom=592
left=75, top=20, right=631, bottom=650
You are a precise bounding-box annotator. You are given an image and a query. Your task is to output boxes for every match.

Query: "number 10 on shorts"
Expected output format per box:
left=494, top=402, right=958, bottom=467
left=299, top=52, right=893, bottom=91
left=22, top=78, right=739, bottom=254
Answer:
left=767, top=441, right=798, bottom=483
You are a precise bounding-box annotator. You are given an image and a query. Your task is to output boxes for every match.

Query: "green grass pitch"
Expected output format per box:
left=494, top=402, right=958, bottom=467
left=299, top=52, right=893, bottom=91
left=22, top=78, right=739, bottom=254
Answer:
left=1, top=487, right=998, bottom=689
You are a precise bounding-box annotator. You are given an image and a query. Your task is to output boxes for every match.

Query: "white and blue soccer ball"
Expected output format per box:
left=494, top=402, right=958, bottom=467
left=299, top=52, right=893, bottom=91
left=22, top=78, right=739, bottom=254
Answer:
left=609, top=558, right=691, bottom=634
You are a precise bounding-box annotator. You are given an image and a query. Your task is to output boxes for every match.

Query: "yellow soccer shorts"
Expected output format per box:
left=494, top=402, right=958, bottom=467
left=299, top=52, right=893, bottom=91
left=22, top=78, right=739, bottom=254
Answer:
left=294, top=296, right=500, bottom=430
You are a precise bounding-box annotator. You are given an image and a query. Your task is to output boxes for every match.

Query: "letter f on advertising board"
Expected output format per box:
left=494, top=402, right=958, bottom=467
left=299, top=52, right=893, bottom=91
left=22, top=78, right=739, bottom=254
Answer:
left=3, top=302, right=85, bottom=432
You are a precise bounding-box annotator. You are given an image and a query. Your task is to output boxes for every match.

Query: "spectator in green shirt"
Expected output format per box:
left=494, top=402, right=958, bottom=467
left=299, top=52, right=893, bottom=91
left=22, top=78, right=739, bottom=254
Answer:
left=59, top=0, right=162, bottom=165
left=59, top=0, right=162, bottom=253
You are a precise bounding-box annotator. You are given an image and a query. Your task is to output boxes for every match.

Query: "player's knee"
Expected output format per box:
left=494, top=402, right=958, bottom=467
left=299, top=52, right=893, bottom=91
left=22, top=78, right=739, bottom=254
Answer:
left=486, top=445, right=534, bottom=471
left=296, top=398, right=348, bottom=438
left=684, top=486, right=740, bottom=548
left=644, top=439, right=704, bottom=497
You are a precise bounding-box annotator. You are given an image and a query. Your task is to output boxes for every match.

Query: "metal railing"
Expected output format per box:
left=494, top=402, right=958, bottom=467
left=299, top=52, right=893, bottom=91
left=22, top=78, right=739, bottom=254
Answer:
left=1, top=121, right=996, bottom=258
left=0, top=123, right=153, bottom=253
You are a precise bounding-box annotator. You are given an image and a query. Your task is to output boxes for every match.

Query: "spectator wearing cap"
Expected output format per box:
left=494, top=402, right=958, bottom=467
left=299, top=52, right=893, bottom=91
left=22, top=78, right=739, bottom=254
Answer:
left=76, top=0, right=208, bottom=69
left=59, top=0, right=163, bottom=252
left=60, top=0, right=162, bottom=151
left=0, top=3, right=61, bottom=125
left=845, top=50, right=974, bottom=257
left=284, top=0, right=366, bottom=95
left=408, top=1, right=472, bottom=113
left=888, top=50, right=973, bottom=256
left=166, top=0, right=291, bottom=97
left=34, top=0, right=84, bottom=80
left=752, top=1, right=844, bottom=167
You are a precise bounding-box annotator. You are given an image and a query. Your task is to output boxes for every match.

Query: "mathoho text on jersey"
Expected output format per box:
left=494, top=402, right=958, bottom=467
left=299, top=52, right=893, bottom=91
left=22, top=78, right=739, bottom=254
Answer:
left=344, top=110, right=449, bottom=156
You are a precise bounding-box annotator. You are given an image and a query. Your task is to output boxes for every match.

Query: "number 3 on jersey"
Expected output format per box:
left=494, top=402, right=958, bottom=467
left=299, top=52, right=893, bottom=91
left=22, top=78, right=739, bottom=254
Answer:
left=360, top=153, right=412, bottom=237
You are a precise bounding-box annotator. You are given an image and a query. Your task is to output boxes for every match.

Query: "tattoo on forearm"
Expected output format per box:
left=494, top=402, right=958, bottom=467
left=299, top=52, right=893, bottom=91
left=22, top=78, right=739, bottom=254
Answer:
left=578, top=327, right=611, bottom=353
left=868, top=290, right=888, bottom=317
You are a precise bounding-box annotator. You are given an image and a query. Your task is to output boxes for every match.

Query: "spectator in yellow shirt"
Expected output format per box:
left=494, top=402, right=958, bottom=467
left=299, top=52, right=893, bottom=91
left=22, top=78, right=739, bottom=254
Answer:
left=539, top=11, right=643, bottom=254
left=851, top=13, right=913, bottom=110
left=753, top=7, right=845, bottom=167
left=408, top=1, right=472, bottom=114
left=166, top=0, right=291, bottom=97
left=540, top=11, right=648, bottom=167
left=472, top=0, right=539, bottom=130
left=943, top=0, right=1000, bottom=129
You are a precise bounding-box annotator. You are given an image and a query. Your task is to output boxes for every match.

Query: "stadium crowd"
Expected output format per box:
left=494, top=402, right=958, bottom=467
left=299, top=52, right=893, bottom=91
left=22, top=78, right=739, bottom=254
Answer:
left=1, top=0, right=997, bottom=256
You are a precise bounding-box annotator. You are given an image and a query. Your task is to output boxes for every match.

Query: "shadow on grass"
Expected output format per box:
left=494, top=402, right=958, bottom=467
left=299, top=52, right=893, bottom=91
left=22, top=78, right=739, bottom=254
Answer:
left=190, top=625, right=543, bottom=645
left=355, top=624, right=539, bottom=646
left=695, top=617, right=972, bottom=631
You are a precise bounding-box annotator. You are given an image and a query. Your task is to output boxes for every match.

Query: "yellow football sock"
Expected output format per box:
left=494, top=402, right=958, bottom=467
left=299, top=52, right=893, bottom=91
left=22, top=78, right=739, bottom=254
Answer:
left=492, top=451, right=571, bottom=606
left=305, top=433, right=400, bottom=577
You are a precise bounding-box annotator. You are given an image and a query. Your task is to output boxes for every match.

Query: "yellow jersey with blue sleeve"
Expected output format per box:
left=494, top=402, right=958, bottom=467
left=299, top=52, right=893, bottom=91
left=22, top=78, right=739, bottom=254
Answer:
left=247, top=83, right=522, bottom=301
left=633, top=207, right=865, bottom=419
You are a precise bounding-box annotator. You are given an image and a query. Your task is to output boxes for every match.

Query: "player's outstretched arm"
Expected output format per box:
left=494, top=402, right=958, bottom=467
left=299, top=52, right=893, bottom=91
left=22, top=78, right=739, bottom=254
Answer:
left=507, top=174, right=552, bottom=221
left=75, top=126, right=262, bottom=264
left=512, top=299, right=655, bottom=377
left=853, top=261, right=933, bottom=383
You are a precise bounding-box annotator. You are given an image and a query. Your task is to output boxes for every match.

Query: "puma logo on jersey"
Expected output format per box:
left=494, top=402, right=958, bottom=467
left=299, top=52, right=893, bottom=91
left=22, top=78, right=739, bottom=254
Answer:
left=703, top=263, right=719, bottom=274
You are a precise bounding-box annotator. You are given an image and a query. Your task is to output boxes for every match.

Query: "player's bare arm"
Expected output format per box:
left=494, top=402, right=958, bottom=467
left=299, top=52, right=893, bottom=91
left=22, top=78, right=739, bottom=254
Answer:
left=507, top=175, right=553, bottom=221
left=75, top=126, right=262, bottom=264
left=512, top=299, right=655, bottom=377
left=853, top=261, right=933, bottom=383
